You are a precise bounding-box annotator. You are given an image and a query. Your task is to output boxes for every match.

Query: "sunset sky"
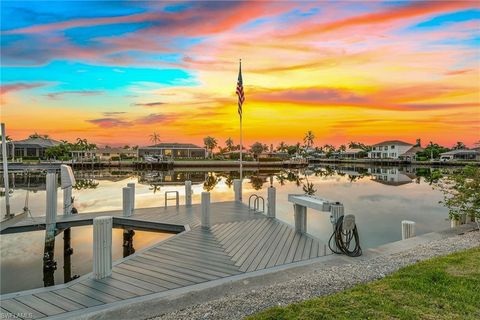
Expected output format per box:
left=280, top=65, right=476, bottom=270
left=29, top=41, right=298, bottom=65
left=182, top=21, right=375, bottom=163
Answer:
left=1, top=1, right=479, bottom=148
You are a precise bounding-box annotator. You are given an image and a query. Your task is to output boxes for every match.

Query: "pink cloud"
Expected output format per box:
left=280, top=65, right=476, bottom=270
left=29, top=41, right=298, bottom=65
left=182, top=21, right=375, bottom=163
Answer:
left=0, top=82, right=48, bottom=95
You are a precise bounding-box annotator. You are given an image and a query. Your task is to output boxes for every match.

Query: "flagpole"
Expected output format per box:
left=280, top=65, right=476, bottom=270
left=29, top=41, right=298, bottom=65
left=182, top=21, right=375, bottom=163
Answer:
left=240, top=112, right=243, bottom=182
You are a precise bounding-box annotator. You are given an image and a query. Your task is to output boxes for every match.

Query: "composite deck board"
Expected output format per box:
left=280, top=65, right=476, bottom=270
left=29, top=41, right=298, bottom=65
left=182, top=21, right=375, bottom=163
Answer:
left=293, top=235, right=307, bottom=262
left=221, top=219, right=267, bottom=252
left=267, top=225, right=293, bottom=268
left=1, top=299, right=45, bottom=319
left=228, top=220, right=276, bottom=263
left=123, top=259, right=205, bottom=284
left=109, top=272, right=167, bottom=292
left=115, top=264, right=184, bottom=289
left=80, top=279, right=137, bottom=300
left=144, top=249, right=240, bottom=273
left=52, top=288, right=103, bottom=307
left=284, top=232, right=302, bottom=264
left=233, top=220, right=279, bottom=267
left=165, top=238, right=228, bottom=254
left=154, top=244, right=236, bottom=264
left=14, top=295, right=64, bottom=316
left=273, top=229, right=296, bottom=266
left=223, top=219, right=271, bottom=257
left=67, top=283, right=120, bottom=304
left=96, top=277, right=153, bottom=296
left=139, top=253, right=237, bottom=278
left=302, top=237, right=313, bottom=260
left=1, top=201, right=330, bottom=319
left=34, top=292, right=84, bottom=312
left=256, top=224, right=290, bottom=271
left=240, top=223, right=283, bottom=272
left=132, top=256, right=219, bottom=281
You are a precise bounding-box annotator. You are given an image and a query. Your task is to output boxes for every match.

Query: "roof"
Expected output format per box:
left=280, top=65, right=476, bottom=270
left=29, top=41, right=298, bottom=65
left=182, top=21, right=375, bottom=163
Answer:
left=141, top=143, right=204, bottom=149
left=440, top=149, right=479, bottom=156
left=372, top=140, right=413, bottom=147
left=12, top=138, right=62, bottom=148
left=400, top=146, right=424, bottom=156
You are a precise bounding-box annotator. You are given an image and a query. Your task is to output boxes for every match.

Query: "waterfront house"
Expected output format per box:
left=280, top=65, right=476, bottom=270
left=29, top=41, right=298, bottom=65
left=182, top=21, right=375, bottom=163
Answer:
left=338, top=148, right=366, bottom=159
left=368, top=140, right=415, bottom=159
left=398, top=146, right=424, bottom=161
left=138, top=143, right=207, bottom=159
left=439, top=149, right=480, bottom=162
left=1, top=137, right=61, bottom=159
left=368, top=167, right=416, bottom=186
left=258, top=151, right=290, bottom=160
left=71, top=148, right=138, bottom=161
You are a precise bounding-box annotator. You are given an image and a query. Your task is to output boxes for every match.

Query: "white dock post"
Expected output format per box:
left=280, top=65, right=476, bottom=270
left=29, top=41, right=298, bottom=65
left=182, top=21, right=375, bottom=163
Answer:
left=122, top=187, right=132, bottom=217
left=185, top=180, right=192, bottom=206
left=127, top=182, right=135, bottom=215
left=233, top=179, right=242, bottom=202
left=201, top=192, right=211, bottom=229
left=93, top=216, right=112, bottom=279
left=267, top=186, right=276, bottom=218
left=63, top=187, right=72, bottom=215
left=45, top=171, right=58, bottom=240
left=329, top=203, right=345, bottom=225
left=401, top=220, right=416, bottom=240
left=293, top=204, right=307, bottom=233
left=1, top=123, right=12, bottom=218
left=60, top=165, right=76, bottom=215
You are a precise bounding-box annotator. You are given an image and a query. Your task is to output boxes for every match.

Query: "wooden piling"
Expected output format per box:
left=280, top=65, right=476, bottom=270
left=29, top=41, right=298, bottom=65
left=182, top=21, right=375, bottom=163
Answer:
left=401, top=220, right=416, bottom=239
left=267, top=187, right=276, bottom=218
left=185, top=180, right=192, bottom=206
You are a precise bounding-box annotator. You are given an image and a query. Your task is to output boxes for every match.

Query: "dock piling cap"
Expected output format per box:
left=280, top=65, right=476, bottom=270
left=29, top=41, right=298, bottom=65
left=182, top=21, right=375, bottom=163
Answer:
left=60, top=164, right=76, bottom=189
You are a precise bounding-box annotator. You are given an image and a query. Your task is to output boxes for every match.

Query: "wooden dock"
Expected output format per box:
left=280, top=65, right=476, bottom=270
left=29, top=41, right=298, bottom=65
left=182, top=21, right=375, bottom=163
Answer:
left=0, top=201, right=329, bottom=319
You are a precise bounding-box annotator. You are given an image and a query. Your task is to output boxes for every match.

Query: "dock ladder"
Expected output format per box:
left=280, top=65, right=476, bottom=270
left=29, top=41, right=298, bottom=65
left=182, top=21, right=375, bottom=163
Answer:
left=248, top=194, right=265, bottom=213
left=164, top=191, right=179, bottom=208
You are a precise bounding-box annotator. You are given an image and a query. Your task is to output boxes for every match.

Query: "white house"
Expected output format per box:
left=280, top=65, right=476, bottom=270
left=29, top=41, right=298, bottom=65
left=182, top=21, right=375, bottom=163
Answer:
left=368, top=167, right=416, bottom=186
left=368, top=140, right=415, bottom=159
left=439, top=149, right=479, bottom=162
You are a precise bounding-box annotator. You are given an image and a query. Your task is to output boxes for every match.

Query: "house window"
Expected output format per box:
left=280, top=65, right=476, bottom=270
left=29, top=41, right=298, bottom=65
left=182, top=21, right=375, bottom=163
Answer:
left=27, top=148, right=37, bottom=157
left=384, top=146, right=388, bottom=151
left=391, top=145, right=395, bottom=149
left=164, top=149, right=172, bottom=156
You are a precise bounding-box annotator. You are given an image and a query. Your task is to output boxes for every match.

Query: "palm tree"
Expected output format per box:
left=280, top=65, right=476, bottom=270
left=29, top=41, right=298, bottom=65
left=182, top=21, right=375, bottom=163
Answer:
left=203, top=136, right=218, bottom=158
left=277, top=142, right=287, bottom=152
left=250, top=142, right=266, bottom=159
left=225, top=138, right=234, bottom=151
left=452, top=141, right=466, bottom=150
left=303, top=131, right=315, bottom=149
left=149, top=132, right=160, bottom=145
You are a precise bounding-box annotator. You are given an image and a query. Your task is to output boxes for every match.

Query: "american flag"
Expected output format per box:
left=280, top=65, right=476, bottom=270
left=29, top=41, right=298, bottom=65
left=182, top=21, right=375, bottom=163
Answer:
left=236, top=60, right=245, bottom=118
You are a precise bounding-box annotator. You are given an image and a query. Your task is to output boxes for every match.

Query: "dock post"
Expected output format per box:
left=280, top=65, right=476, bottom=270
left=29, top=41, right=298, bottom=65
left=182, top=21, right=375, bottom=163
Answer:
left=127, top=182, right=135, bottom=215
left=293, top=204, right=307, bottom=233
left=267, top=186, right=276, bottom=218
left=46, top=171, right=58, bottom=241
left=60, top=165, right=76, bottom=215
left=1, top=123, right=12, bottom=218
left=329, top=203, right=344, bottom=225
left=122, top=187, right=132, bottom=217
left=233, top=179, right=242, bottom=202
left=401, top=220, right=415, bottom=239
left=93, top=216, right=112, bottom=279
left=201, top=192, right=211, bottom=228
left=185, top=180, right=192, bottom=206
left=63, top=187, right=72, bottom=215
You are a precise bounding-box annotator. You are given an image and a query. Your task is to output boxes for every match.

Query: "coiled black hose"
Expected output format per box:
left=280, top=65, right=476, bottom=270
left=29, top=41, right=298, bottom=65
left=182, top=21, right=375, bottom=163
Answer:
left=328, top=215, right=362, bottom=257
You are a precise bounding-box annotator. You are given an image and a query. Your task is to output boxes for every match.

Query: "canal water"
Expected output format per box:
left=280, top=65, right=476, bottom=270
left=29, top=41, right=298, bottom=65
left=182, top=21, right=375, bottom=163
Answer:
left=0, top=164, right=450, bottom=293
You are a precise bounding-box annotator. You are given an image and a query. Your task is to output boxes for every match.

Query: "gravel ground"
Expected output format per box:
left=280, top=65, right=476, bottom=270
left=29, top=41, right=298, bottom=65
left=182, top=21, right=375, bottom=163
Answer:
left=151, top=229, right=480, bottom=320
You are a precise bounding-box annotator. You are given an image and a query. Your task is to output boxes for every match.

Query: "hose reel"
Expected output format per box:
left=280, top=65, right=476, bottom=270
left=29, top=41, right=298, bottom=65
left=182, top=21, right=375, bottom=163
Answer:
left=328, top=213, right=362, bottom=257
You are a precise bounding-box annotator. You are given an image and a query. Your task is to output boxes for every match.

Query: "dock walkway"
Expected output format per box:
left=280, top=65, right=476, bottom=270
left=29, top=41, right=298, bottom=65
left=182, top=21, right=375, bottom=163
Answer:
left=0, top=201, right=328, bottom=319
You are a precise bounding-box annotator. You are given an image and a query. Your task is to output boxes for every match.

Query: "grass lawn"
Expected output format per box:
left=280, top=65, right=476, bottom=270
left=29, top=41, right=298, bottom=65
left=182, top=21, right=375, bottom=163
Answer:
left=247, top=246, right=480, bottom=320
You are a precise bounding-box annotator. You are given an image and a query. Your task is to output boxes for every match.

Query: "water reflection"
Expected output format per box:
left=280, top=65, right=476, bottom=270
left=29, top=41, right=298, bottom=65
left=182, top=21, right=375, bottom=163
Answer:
left=0, top=226, right=172, bottom=294
left=1, top=165, right=452, bottom=252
